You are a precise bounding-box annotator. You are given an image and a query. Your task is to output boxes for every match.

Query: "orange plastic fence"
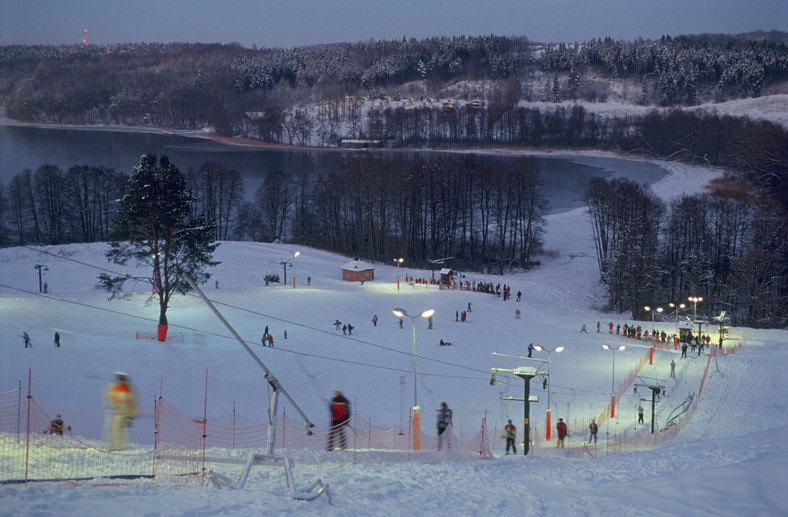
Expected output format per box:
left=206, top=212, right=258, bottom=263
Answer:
left=488, top=342, right=742, bottom=459
left=1, top=387, right=492, bottom=486
left=1, top=343, right=740, bottom=485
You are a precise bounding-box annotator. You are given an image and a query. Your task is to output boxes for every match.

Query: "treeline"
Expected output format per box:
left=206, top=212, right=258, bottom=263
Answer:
left=2, top=33, right=786, bottom=133
left=584, top=176, right=787, bottom=328
left=366, top=105, right=788, bottom=210
left=0, top=154, right=547, bottom=275
left=542, top=34, right=788, bottom=104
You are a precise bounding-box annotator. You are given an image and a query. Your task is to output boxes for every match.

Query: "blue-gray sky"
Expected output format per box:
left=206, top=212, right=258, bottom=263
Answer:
left=2, top=0, right=786, bottom=48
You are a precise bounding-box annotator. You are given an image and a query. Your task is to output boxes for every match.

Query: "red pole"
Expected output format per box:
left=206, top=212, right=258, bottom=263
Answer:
left=649, top=344, right=654, bottom=365
left=545, top=409, right=552, bottom=440
left=610, top=394, right=616, bottom=418
left=292, top=276, right=296, bottom=289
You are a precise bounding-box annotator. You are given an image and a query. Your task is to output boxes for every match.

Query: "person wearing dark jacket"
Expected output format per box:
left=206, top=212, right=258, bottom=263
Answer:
left=588, top=418, right=598, bottom=444
left=327, top=388, right=351, bottom=451
left=437, top=402, right=453, bottom=450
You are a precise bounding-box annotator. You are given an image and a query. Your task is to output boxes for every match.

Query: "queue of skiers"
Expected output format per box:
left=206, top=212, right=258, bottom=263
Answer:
left=603, top=321, right=715, bottom=355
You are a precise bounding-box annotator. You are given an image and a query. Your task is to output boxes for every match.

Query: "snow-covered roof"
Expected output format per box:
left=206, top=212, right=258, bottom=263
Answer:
left=340, top=260, right=375, bottom=271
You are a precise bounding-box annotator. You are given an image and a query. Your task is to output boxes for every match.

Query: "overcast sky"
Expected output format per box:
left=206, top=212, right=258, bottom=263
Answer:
left=2, top=0, right=786, bottom=48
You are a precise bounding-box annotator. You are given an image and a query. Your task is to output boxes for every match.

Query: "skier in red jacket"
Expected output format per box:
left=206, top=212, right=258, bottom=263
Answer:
left=327, top=388, right=351, bottom=451
left=556, top=418, right=568, bottom=448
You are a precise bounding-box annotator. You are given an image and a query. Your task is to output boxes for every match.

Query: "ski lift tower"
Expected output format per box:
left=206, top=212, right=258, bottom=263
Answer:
left=427, top=257, right=453, bottom=281
left=634, top=375, right=666, bottom=434
left=491, top=353, right=546, bottom=456
left=713, top=311, right=728, bottom=348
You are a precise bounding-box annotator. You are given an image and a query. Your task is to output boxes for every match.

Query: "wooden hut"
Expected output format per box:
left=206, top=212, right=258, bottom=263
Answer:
left=341, top=260, right=375, bottom=282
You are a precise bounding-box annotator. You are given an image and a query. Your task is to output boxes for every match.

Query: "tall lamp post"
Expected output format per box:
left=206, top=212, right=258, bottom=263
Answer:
left=392, top=307, right=435, bottom=450
left=688, top=296, right=703, bottom=339
left=533, top=345, right=564, bottom=440
left=668, top=302, right=686, bottom=336
left=643, top=306, right=663, bottom=334
left=393, top=257, right=404, bottom=291
left=602, top=344, right=626, bottom=418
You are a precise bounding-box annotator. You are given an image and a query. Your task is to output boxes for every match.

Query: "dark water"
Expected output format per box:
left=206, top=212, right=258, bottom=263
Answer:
left=0, top=123, right=668, bottom=214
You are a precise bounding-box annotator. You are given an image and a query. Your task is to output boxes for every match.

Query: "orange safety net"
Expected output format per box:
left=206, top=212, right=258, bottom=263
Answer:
left=2, top=343, right=739, bottom=485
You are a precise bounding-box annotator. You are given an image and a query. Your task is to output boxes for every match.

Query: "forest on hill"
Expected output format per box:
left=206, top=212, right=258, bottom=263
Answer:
left=0, top=33, right=786, bottom=327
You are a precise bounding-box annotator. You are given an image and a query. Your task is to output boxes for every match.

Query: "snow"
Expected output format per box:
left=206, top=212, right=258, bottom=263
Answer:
left=2, top=158, right=788, bottom=516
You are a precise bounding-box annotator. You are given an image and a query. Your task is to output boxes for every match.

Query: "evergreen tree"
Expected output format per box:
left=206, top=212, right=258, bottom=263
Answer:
left=551, top=75, right=562, bottom=103
left=99, top=154, right=219, bottom=329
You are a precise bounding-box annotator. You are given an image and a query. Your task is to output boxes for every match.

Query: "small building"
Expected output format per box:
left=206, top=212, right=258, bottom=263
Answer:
left=678, top=322, right=693, bottom=342
left=341, top=260, right=375, bottom=282
left=439, top=268, right=455, bottom=285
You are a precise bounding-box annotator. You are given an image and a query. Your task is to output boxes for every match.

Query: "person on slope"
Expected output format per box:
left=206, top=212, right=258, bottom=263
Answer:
left=437, top=402, right=453, bottom=450
left=588, top=418, right=598, bottom=444
left=556, top=418, right=568, bottom=448
left=327, top=388, right=351, bottom=451
left=103, top=372, right=139, bottom=451
left=45, top=414, right=70, bottom=436
left=504, top=419, right=517, bottom=455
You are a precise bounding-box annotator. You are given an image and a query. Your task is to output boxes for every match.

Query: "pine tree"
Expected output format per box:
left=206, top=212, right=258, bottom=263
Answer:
left=100, top=154, right=219, bottom=329
left=551, top=75, right=562, bottom=103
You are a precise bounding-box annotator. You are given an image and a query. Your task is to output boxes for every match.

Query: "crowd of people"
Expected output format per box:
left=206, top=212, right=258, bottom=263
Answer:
left=398, top=271, right=523, bottom=303
left=600, top=321, right=715, bottom=352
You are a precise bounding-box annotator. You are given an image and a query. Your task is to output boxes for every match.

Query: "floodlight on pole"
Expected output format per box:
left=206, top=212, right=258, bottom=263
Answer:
left=392, top=307, right=434, bottom=450
left=602, top=344, right=626, bottom=418
left=532, top=345, right=564, bottom=440
left=688, top=296, right=703, bottom=338
left=668, top=302, right=686, bottom=337
left=643, top=306, right=664, bottom=335
left=393, top=258, right=404, bottom=291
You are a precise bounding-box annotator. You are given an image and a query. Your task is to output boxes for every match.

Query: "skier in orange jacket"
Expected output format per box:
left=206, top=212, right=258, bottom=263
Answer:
left=103, top=372, right=139, bottom=450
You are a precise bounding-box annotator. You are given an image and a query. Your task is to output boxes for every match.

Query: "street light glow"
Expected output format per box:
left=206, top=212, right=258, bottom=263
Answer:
left=602, top=344, right=626, bottom=418
left=392, top=307, right=435, bottom=408
left=668, top=302, right=686, bottom=336
left=688, top=296, right=704, bottom=338
left=533, top=345, right=564, bottom=353
left=531, top=345, right=564, bottom=440
left=393, top=306, right=434, bottom=451
left=644, top=306, right=664, bottom=333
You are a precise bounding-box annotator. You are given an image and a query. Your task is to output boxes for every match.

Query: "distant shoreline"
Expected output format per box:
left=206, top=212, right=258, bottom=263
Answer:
left=0, top=109, right=639, bottom=162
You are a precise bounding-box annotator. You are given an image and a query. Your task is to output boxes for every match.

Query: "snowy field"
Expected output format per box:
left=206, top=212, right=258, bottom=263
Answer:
left=1, top=158, right=787, bottom=516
